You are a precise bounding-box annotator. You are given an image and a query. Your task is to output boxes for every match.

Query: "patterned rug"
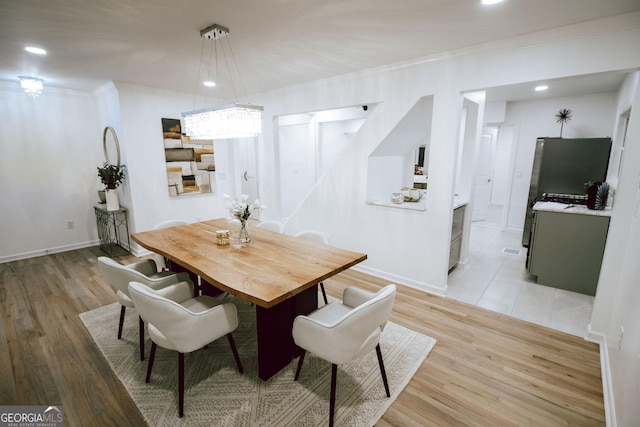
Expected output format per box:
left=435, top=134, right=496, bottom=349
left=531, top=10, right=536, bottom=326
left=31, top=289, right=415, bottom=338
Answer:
left=80, top=295, right=436, bottom=426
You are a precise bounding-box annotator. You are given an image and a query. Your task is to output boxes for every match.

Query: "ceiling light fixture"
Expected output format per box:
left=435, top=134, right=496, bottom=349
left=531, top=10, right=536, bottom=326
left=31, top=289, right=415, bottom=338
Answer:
left=535, top=85, right=549, bottom=92
left=25, top=46, right=47, bottom=55
left=19, top=76, right=44, bottom=99
left=481, top=0, right=504, bottom=4
left=182, top=24, right=263, bottom=140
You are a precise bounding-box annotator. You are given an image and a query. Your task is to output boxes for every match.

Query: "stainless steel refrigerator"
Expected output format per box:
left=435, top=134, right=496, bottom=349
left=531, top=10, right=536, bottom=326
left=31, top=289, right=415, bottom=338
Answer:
left=521, top=137, right=612, bottom=246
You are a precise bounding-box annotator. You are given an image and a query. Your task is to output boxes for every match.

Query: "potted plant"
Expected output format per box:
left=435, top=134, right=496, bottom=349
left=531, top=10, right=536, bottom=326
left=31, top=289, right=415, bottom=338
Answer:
left=97, top=162, right=126, bottom=211
left=555, top=108, right=572, bottom=137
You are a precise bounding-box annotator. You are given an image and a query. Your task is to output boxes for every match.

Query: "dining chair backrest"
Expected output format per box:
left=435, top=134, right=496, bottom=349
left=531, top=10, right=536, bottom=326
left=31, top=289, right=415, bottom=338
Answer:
left=98, top=256, right=154, bottom=296
left=154, top=220, right=188, bottom=230
left=328, top=284, right=396, bottom=361
left=294, top=230, right=329, bottom=244
left=256, top=221, right=284, bottom=233
left=293, top=284, right=396, bottom=365
left=128, top=281, right=238, bottom=353
left=128, top=282, right=198, bottom=351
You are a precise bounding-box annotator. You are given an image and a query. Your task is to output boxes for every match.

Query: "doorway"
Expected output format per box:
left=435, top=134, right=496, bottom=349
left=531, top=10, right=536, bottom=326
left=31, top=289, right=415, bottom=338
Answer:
left=471, top=125, right=514, bottom=229
left=229, top=136, right=260, bottom=218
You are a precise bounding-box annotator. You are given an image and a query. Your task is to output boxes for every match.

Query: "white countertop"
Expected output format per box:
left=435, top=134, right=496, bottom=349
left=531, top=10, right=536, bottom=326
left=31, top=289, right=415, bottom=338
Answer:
left=453, top=198, right=468, bottom=210
left=533, top=201, right=612, bottom=217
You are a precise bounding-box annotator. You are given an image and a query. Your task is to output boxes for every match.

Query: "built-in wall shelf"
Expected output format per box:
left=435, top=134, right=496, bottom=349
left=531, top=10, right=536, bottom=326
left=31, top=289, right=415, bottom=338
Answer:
left=366, top=199, right=426, bottom=211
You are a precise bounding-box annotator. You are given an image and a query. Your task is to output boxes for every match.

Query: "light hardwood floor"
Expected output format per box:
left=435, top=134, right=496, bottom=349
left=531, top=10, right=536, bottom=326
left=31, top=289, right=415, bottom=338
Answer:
left=0, top=247, right=604, bottom=426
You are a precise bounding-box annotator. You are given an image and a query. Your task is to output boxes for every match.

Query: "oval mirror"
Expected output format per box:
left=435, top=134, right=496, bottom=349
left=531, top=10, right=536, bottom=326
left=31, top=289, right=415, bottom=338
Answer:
left=103, top=126, right=121, bottom=166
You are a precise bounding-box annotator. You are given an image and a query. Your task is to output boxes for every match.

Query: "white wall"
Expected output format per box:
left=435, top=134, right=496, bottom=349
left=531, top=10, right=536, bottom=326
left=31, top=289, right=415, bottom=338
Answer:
left=278, top=122, right=315, bottom=220
left=0, top=84, right=102, bottom=261
left=319, top=119, right=356, bottom=177
left=589, top=71, right=640, bottom=427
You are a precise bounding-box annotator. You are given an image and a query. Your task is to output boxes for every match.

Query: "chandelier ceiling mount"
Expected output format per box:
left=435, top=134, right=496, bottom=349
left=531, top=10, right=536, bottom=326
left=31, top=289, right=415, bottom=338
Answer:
left=182, top=24, right=263, bottom=140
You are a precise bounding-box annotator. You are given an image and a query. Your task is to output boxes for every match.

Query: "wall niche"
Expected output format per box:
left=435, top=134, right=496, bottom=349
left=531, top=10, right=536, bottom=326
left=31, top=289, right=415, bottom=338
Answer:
left=366, top=95, right=433, bottom=211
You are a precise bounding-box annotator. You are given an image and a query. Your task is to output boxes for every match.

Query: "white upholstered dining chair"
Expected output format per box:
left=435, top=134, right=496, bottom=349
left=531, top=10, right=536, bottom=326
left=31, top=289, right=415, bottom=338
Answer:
left=294, top=230, right=330, bottom=304
left=292, top=284, right=397, bottom=427
left=255, top=220, right=284, bottom=233
left=128, top=280, right=243, bottom=418
left=97, top=256, right=190, bottom=360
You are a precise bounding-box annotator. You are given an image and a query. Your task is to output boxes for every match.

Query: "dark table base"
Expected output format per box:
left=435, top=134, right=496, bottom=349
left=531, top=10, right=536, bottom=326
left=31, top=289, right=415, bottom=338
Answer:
left=256, top=284, right=318, bottom=380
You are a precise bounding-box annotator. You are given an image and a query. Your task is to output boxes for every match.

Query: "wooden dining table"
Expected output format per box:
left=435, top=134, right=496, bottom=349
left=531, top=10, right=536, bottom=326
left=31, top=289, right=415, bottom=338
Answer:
left=131, top=218, right=367, bottom=380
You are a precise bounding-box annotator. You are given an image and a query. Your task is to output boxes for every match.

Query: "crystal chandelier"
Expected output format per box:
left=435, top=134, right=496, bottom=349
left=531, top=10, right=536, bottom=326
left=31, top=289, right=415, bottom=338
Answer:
left=19, top=76, right=44, bottom=99
left=183, top=103, right=263, bottom=140
left=182, top=24, right=263, bottom=140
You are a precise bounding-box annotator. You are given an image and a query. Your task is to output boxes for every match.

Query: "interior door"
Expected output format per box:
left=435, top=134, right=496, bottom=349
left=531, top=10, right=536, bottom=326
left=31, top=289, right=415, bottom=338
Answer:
left=472, top=131, right=496, bottom=221
left=237, top=137, right=259, bottom=218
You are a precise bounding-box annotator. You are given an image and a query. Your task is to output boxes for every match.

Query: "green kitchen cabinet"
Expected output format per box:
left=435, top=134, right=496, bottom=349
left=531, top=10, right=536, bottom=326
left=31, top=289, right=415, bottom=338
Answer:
left=527, top=208, right=610, bottom=296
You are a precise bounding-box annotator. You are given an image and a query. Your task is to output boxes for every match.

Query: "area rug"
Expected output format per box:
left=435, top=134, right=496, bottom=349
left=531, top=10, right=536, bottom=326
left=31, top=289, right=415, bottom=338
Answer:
left=80, top=295, right=436, bottom=426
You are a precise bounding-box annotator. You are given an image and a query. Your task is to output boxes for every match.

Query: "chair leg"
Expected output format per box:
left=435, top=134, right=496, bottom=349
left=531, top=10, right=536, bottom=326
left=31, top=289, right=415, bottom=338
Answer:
left=117, top=305, right=126, bottom=339
left=329, top=363, right=337, bottom=427
left=226, top=333, right=243, bottom=374
left=145, top=342, right=157, bottom=383
left=294, top=350, right=306, bottom=381
left=139, top=316, right=145, bottom=361
left=376, top=344, right=391, bottom=397
left=320, top=282, right=328, bottom=305
left=178, top=352, right=185, bottom=418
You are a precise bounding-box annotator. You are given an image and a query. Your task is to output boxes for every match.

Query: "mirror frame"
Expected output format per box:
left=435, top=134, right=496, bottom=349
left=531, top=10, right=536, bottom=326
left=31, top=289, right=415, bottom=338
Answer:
left=102, top=126, right=121, bottom=166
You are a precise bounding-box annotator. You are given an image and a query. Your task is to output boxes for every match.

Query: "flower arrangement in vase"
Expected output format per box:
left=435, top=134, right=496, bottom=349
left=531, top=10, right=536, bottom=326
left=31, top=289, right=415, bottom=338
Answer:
left=223, top=194, right=266, bottom=245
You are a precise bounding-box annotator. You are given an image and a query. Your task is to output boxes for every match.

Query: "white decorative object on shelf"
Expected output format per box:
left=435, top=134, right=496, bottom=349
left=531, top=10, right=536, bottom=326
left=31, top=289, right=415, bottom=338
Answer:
left=391, top=193, right=404, bottom=204
left=105, top=189, right=119, bottom=211
left=401, top=187, right=423, bottom=202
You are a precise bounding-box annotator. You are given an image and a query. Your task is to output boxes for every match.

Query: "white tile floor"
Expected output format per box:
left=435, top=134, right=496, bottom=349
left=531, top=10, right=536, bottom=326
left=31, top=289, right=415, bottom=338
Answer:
left=446, top=206, right=594, bottom=337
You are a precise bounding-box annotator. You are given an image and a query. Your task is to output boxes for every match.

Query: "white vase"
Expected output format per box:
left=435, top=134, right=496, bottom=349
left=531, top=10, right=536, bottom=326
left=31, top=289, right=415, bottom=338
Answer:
left=105, top=189, right=120, bottom=211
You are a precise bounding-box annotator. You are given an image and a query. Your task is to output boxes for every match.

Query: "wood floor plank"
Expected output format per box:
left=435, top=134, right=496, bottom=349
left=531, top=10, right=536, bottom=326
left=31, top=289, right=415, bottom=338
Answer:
left=0, top=247, right=604, bottom=426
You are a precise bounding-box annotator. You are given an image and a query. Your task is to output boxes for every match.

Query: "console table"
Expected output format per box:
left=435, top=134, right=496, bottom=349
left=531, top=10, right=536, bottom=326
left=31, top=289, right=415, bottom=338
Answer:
left=94, top=204, right=130, bottom=256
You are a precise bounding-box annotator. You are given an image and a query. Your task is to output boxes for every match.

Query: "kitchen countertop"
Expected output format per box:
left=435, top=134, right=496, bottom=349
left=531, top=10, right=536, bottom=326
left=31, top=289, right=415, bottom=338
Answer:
left=533, top=201, right=612, bottom=217
left=453, top=198, right=468, bottom=210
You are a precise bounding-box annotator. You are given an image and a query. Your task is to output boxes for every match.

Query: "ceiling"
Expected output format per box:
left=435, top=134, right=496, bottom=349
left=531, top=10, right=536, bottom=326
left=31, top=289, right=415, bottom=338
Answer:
left=1, top=0, right=639, bottom=100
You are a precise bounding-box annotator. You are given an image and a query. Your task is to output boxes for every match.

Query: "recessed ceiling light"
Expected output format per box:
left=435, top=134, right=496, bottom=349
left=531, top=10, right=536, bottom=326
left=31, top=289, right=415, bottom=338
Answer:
left=25, top=46, right=47, bottom=55
left=535, top=85, right=549, bottom=92
left=203, top=81, right=216, bottom=87
left=482, top=0, right=504, bottom=5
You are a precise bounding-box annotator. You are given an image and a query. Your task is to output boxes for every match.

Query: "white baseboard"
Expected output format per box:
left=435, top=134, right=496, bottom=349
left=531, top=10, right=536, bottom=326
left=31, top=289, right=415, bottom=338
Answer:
left=0, top=240, right=99, bottom=264
left=352, top=264, right=447, bottom=297
left=586, top=324, right=616, bottom=427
